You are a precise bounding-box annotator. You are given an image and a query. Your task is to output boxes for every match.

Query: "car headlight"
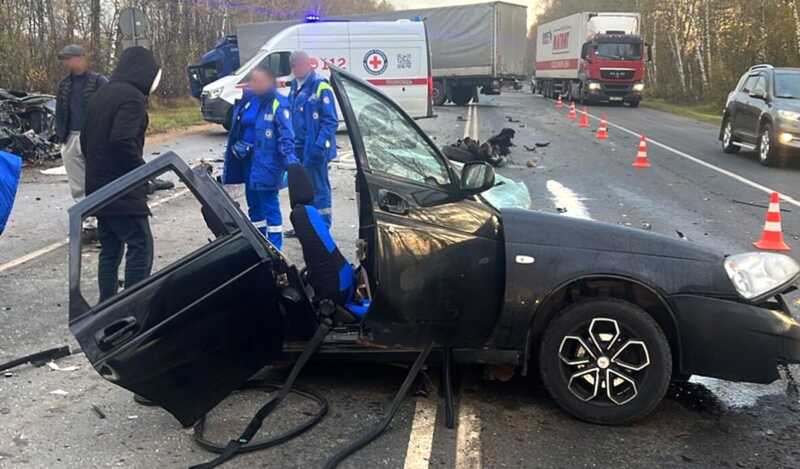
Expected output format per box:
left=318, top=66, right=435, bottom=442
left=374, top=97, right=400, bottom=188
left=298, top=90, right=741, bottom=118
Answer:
left=588, top=82, right=602, bottom=91
left=205, top=87, right=222, bottom=100
left=633, top=83, right=645, bottom=92
left=724, top=252, right=800, bottom=300
left=777, top=109, right=800, bottom=121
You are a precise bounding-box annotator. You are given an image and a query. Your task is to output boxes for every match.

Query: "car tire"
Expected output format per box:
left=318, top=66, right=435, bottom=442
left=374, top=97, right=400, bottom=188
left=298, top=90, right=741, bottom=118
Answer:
left=538, top=298, right=672, bottom=425
left=451, top=86, right=474, bottom=106
left=222, top=107, right=233, bottom=132
left=758, top=123, right=783, bottom=166
left=432, top=80, right=447, bottom=107
left=721, top=118, right=740, bottom=153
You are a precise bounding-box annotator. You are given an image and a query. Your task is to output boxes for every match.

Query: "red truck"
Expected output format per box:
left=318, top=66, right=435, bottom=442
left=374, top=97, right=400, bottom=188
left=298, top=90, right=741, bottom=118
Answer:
left=534, top=12, right=650, bottom=107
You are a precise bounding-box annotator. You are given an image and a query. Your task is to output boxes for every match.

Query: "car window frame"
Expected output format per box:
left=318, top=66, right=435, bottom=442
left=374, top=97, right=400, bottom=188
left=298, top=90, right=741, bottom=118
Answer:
left=332, top=69, right=460, bottom=194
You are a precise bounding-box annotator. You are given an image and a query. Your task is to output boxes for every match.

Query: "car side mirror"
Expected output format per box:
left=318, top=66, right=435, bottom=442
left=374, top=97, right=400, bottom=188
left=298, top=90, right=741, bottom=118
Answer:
left=750, top=89, right=767, bottom=100
left=459, top=161, right=495, bottom=196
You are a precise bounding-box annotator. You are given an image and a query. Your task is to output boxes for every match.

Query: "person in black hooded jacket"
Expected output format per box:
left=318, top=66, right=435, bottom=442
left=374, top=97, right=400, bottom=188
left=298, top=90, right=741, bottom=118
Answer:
left=81, top=46, right=162, bottom=301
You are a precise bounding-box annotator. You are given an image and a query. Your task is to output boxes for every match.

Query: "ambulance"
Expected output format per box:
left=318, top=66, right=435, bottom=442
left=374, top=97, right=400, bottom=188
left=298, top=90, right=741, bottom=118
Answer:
left=200, top=19, right=433, bottom=129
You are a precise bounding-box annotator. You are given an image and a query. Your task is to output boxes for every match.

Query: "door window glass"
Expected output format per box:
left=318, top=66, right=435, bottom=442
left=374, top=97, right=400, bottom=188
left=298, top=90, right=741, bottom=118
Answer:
left=752, top=76, right=767, bottom=95
left=340, top=77, right=451, bottom=188
left=260, top=52, right=291, bottom=77
left=741, top=75, right=759, bottom=93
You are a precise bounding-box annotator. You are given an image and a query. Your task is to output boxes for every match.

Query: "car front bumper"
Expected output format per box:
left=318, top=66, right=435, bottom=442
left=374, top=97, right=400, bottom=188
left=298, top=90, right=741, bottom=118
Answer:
left=671, top=285, right=800, bottom=384
left=586, top=83, right=641, bottom=103
left=200, top=96, right=232, bottom=125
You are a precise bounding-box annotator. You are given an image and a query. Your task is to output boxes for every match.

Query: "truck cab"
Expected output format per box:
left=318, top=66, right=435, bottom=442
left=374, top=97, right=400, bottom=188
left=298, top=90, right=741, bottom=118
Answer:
left=578, top=33, right=647, bottom=106
left=187, top=35, right=240, bottom=99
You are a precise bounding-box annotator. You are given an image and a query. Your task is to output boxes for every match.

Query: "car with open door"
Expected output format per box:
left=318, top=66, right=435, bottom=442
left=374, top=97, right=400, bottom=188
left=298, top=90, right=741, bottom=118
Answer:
left=70, top=67, right=800, bottom=434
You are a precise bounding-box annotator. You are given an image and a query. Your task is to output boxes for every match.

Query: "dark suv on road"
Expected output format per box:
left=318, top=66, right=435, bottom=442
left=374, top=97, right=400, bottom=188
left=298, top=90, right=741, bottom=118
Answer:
left=720, top=64, right=800, bottom=166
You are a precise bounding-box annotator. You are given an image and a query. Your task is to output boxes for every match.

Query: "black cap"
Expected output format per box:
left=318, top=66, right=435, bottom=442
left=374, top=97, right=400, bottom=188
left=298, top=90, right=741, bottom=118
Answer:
left=58, top=44, right=85, bottom=59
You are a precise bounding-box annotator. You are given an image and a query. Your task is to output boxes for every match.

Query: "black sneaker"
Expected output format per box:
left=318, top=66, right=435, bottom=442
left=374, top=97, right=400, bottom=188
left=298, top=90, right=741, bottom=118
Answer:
left=147, top=178, right=175, bottom=194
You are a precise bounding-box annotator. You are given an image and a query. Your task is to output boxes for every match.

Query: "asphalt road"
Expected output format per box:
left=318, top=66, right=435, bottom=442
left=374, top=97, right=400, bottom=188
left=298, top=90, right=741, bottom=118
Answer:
left=1, top=91, right=799, bottom=468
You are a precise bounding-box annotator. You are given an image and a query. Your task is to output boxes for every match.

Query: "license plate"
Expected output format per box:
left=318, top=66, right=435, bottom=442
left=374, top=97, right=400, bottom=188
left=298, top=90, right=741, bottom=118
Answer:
left=609, top=97, right=623, bottom=102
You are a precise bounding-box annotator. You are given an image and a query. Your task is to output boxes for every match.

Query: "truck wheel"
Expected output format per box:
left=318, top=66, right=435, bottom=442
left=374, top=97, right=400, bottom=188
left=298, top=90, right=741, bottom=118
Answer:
left=758, top=123, right=783, bottom=166
left=538, top=298, right=672, bottom=425
left=222, top=107, right=233, bottom=132
left=721, top=118, right=740, bottom=154
left=451, top=86, right=474, bottom=106
left=432, top=81, right=447, bottom=106
left=628, top=99, right=640, bottom=108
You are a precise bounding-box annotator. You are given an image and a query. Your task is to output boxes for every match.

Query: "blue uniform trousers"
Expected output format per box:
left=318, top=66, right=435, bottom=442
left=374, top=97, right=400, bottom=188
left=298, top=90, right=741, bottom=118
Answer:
left=245, top=186, right=282, bottom=249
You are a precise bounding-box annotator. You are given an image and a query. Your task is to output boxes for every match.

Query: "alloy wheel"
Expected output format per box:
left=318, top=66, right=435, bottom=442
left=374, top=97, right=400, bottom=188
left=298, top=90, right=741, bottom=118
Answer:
left=558, top=317, right=650, bottom=406
left=723, top=122, right=733, bottom=148
left=760, top=129, right=770, bottom=163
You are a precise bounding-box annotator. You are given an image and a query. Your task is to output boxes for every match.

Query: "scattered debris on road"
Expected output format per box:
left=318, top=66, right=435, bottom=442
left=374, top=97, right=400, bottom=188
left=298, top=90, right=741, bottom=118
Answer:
left=733, top=199, right=792, bottom=213
left=442, top=128, right=516, bottom=167
left=0, top=345, right=72, bottom=373
left=91, top=404, right=107, bottom=419
left=0, top=88, right=59, bottom=163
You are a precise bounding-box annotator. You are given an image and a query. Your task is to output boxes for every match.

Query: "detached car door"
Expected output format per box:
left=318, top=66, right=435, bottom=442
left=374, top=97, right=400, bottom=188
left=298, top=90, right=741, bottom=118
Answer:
left=328, top=68, right=504, bottom=348
left=67, top=154, right=306, bottom=427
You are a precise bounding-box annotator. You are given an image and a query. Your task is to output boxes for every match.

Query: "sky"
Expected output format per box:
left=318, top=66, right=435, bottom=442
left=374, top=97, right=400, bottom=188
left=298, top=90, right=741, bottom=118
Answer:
left=390, top=0, right=541, bottom=28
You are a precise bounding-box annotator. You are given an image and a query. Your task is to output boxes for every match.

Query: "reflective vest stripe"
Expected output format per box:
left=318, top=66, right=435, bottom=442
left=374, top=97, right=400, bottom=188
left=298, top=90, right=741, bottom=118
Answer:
left=316, top=81, right=332, bottom=98
left=272, top=98, right=280, bottom=114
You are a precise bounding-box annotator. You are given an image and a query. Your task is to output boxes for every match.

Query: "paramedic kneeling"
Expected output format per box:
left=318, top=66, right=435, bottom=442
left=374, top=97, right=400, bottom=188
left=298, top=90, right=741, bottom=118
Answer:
left=223, top=65, right=298, bottom=249
left=288, top=51, right=337, bottom=229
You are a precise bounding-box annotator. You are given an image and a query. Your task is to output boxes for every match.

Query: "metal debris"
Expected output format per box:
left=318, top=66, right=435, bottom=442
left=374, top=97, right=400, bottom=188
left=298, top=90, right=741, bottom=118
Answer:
left=0, top=88, right=59, bottom=163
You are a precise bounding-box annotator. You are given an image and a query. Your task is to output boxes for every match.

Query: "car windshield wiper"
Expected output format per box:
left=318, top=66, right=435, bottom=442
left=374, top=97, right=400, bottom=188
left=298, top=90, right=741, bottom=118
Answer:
left=776, top=95, right=799, bottom=99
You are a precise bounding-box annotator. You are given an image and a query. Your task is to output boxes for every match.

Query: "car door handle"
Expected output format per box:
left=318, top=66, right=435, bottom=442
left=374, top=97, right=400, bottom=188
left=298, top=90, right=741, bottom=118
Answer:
left=95, top=317, right=138, bottom=351
left=378, top=189, right=410, bottom=215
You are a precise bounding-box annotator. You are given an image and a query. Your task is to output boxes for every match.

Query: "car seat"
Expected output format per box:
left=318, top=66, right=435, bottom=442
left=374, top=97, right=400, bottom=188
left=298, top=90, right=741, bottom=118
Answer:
left=287, top=164, right=370, bottom=322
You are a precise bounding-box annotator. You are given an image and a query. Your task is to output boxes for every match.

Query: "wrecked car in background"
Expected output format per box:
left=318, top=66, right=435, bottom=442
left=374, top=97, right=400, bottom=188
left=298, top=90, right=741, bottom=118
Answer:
left=0, top=88, right=59, bottom=163
left=68, top=67, right=800, bottom=446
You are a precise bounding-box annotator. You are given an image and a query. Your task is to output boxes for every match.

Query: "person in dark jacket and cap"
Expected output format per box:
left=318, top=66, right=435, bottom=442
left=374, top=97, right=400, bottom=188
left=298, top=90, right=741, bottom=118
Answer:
left=81, top=46, right=162, bottom=301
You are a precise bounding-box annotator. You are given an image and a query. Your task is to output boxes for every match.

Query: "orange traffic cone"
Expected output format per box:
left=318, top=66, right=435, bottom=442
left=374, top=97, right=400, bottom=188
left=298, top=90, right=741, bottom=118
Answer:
left=567, top=102, right=576, bottom=120
left=578, top=107, right=590, bottom=128
left=556, top=95, right=563, bottom=109
left=753, top=192, right=791, bottom=251
left=632, top=135, right=651, bottom=168
left=596, top=114, right=609, bottom=140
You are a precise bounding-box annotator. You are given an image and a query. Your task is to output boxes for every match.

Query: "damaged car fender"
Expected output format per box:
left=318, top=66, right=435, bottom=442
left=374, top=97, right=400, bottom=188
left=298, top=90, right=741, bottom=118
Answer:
left=494, top=209, right=735, bottom=359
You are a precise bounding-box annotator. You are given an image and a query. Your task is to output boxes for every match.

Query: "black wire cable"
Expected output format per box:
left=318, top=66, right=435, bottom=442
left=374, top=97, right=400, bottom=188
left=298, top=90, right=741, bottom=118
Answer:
left=321, top=342, right=434, bottom=469
left=189, top=320, right=331, bottom=469
left=192, top=381, right=328, bottom=454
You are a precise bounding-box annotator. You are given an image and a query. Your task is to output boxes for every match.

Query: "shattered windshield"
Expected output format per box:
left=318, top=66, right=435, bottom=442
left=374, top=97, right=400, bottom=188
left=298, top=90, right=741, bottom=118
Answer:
left=775, top=72, right=800, bottom=99
left=449, top=160, right=531, bottom=210
left=596, top=42, right=642, bottom=60
left=341, top=78, right=452, bottom=188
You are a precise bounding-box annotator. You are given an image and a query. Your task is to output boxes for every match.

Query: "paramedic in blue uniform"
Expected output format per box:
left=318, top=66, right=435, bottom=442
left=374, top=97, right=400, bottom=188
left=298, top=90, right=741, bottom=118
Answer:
left=223, top=64, right=297, bottom=249
left=288, top=51, right=337, bottom=229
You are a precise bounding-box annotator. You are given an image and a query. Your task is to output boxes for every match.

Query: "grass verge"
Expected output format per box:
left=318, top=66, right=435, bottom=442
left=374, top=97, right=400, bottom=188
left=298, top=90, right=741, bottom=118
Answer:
left=641, top=98, right=722, bottom=126
left=147, top=97, right=206, bottom=135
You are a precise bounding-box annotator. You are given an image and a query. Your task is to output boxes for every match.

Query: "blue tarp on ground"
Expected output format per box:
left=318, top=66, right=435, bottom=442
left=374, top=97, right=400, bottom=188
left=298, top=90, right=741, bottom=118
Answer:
left=0, top=150, right=22, bottom=235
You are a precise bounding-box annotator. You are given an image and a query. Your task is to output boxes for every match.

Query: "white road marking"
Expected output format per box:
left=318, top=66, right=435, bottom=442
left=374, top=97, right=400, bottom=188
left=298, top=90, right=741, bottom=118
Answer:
left=582, top=110, right=800, bottom=209
left=0, top=189, right=190, bottom=274
left=463, top=105, right=479, bottom=140
left=546, top=180, right=592, bottom=220
left=332, top=150, right=356, bottom=170
left=455, top=401, right=482, bottom=469
left=402, top=398, right=438, bottom=469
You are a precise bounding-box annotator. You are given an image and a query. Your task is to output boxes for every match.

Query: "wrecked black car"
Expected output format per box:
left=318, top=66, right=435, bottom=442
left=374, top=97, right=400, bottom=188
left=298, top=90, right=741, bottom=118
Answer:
left=68, top=67, right=800, bottom=439
left=0, top=88, right=59, bottom=162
